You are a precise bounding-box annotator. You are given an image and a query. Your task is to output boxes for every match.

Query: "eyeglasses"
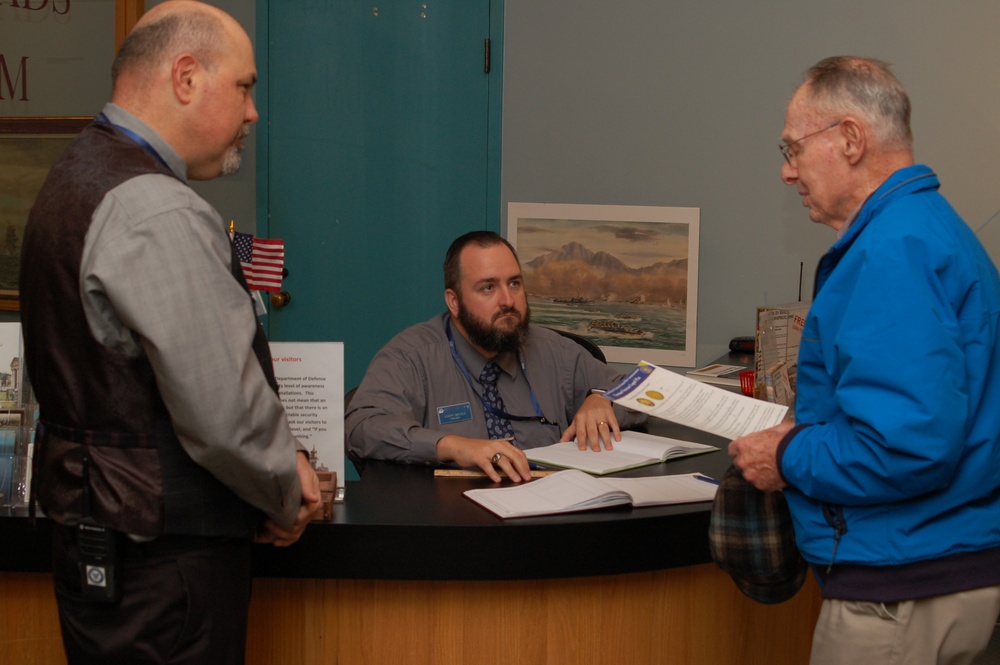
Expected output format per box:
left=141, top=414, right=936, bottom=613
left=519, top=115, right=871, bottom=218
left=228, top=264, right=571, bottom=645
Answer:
left=779, top=121, right=841, bottom=165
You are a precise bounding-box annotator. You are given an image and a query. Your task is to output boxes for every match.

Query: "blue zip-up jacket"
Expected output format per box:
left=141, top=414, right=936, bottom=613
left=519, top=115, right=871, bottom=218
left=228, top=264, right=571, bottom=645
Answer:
left=776, top=164, right=1000, bottom=601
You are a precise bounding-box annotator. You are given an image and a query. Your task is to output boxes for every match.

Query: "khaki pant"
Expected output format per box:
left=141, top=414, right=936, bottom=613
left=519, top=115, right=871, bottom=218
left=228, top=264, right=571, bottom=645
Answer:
left=810, top=585, right=1000, bottom=665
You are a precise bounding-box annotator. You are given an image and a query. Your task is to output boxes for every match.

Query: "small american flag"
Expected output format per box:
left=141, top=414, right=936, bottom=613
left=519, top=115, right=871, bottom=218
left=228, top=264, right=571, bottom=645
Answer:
left=233, top=231, right=285, bottom=292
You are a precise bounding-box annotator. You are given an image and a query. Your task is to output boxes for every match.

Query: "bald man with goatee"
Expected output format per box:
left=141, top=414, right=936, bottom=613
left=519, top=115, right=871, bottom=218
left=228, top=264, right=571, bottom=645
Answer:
left=20, top=2, right=321, bottom=662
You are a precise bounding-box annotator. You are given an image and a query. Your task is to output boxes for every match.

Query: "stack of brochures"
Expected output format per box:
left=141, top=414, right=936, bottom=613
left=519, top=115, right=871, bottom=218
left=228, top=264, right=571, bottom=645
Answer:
left=684, top=363, right=746, bottom=387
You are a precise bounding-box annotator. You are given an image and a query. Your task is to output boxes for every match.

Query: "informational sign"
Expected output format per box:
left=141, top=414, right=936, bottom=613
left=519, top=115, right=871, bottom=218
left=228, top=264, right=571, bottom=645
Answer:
left=270, top=342, right=345, bottom=491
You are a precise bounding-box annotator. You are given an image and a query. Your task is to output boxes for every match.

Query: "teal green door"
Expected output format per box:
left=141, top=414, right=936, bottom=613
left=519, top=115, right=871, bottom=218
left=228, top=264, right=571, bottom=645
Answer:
left=259, top=1, right=502, bottom=389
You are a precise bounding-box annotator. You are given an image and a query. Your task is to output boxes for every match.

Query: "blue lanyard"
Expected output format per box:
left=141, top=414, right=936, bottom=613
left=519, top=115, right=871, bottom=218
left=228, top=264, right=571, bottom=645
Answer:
left=95, top=113, right=172, bottom=172
left=445, top=318, right=557, bottom=427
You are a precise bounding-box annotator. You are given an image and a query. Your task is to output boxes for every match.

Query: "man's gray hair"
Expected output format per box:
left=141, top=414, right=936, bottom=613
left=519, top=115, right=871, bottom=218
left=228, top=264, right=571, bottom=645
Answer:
left=804, top=56, right=913, bottom=151
left=111, top=10, right=224, bottom=84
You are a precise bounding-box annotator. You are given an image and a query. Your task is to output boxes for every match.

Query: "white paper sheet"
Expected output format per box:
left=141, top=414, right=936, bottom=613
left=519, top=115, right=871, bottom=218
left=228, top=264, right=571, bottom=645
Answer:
left=604, top=362, right=788, bottom=440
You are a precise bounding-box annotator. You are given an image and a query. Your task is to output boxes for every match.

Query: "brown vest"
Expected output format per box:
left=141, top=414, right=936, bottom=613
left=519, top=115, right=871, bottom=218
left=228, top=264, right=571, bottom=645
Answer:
left=20, top=121, right=267, bottom=538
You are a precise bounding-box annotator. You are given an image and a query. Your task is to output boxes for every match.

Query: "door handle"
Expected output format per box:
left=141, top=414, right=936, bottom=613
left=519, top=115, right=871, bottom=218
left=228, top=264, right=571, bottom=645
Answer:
left=270, top=291, right=292, bottom=308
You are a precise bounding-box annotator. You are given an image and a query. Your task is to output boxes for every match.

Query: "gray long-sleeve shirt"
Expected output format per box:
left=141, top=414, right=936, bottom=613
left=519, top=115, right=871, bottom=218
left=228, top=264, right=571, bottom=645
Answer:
left=74, top=103, right=302, bottom=527
left=346, top=312, right=645, bottom=464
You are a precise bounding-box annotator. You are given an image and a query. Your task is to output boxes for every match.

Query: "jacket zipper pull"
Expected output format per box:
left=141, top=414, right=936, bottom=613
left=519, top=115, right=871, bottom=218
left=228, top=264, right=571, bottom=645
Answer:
left=824, top=504, right=847, bottom=574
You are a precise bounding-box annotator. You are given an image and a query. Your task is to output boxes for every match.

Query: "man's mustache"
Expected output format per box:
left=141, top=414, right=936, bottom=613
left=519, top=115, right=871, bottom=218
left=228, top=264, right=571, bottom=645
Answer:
left=492, top=307, right=521, bottom=323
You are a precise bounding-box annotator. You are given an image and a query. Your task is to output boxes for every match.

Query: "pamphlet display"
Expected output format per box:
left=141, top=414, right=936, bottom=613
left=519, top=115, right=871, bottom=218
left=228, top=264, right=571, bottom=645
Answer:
left=754, top=302, right=809, bottom=400
left=0, top=323, right=32, bottom=509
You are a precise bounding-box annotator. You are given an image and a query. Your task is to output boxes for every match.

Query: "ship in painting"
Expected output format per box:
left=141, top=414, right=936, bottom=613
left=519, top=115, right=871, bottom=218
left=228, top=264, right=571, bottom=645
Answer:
left=587, top=319, right=645, bottom=337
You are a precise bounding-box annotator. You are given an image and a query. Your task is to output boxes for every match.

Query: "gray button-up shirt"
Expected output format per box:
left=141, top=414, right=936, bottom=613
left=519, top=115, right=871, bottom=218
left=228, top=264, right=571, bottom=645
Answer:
left=346, top=312, right=645, bottom=464
left=75, top=103, right=302, bottom=527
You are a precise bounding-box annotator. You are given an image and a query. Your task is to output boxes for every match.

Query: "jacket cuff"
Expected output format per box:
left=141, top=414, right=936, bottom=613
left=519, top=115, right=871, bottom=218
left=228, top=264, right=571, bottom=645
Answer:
left=776, top=423, right=811, bottom=486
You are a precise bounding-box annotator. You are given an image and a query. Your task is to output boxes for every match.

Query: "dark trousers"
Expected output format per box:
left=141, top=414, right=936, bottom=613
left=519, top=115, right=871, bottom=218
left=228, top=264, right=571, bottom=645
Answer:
left=51, top=523, right=253, bottom=665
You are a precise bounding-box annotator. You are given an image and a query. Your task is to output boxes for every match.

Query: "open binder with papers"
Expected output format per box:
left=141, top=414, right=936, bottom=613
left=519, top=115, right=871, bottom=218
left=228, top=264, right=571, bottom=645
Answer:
left=465, top=362, right=784, bottom=519
left=526, top=431, right=717, bottom=475
left=464, top=469, right=719, bottom=519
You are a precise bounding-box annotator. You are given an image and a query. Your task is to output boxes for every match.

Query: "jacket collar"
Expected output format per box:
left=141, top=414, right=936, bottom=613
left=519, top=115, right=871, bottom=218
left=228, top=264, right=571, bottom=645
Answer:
left=834, top=165, right=938, bottom=251
left=814, top=165, right=938, bottom=296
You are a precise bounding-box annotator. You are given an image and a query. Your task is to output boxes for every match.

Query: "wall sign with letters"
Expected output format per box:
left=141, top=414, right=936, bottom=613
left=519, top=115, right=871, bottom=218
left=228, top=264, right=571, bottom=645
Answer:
left=0, top=0, right=115, bottom=116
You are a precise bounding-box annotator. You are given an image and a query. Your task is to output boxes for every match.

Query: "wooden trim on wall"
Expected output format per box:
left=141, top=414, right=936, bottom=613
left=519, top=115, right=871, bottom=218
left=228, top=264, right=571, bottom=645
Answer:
left=115, top=0, right=146, bottom=51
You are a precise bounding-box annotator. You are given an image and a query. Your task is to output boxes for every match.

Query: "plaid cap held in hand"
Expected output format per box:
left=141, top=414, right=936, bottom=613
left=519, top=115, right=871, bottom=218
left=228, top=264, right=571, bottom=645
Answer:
left=708, top=464, right=808, bottom=604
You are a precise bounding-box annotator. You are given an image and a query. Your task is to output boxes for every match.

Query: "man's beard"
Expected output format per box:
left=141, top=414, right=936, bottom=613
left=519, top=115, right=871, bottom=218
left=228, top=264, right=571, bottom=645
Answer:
left=220, top=144, right=244, bottom=176
left=220, top=124, right=251, bottom=176
left=457, top=300, right=531, bottom=355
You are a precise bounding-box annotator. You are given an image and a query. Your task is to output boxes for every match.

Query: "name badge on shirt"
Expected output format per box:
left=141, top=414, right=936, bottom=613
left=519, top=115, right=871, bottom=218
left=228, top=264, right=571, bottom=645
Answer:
left=438, top=402, right=473, bottom=424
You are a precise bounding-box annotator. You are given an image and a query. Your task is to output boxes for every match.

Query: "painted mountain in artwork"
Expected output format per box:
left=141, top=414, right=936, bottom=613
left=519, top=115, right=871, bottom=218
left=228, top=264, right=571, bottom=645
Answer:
left=523, top=241, right=687, bottom=305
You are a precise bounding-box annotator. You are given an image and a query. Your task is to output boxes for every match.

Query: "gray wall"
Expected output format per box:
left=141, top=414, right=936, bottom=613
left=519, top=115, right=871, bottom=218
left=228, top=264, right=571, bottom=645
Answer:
left=501, top=1, right=1000, bottom=365
left=11, top=1, right=1000, bottom=357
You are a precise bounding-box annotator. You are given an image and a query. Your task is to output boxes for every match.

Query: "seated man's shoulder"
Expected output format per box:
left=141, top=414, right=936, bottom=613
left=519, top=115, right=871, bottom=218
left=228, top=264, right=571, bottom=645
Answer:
left=381, top=316, right=449, bottom=353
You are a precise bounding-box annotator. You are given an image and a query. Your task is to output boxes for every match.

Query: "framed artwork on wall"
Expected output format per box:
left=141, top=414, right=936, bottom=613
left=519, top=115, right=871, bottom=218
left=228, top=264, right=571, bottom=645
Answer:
left=507, top=202, right=700, bottom=368
left=0, top=118, right=92, bottom=311
left=0, top=0, right=144, bottom=311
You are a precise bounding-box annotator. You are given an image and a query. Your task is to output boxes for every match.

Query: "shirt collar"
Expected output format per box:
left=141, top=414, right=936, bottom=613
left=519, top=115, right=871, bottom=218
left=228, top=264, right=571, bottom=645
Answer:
left=837, top=206, right=861, bottom=239
left=101, top=103, right=189, bottom=182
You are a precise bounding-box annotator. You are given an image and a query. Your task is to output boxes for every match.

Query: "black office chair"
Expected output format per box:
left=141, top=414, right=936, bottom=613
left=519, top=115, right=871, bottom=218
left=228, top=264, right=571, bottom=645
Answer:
left=548, top=327, right=606, bottom=364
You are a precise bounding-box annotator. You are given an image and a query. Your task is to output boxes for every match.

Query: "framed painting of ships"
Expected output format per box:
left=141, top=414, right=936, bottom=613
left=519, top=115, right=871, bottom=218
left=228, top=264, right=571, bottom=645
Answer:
left=507, top=203, right=699, bottom=367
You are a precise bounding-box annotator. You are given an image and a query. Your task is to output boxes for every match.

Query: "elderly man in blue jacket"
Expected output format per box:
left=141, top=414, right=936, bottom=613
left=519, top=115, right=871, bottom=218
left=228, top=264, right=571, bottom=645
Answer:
left=730, top=56, right=1000, bottom=665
